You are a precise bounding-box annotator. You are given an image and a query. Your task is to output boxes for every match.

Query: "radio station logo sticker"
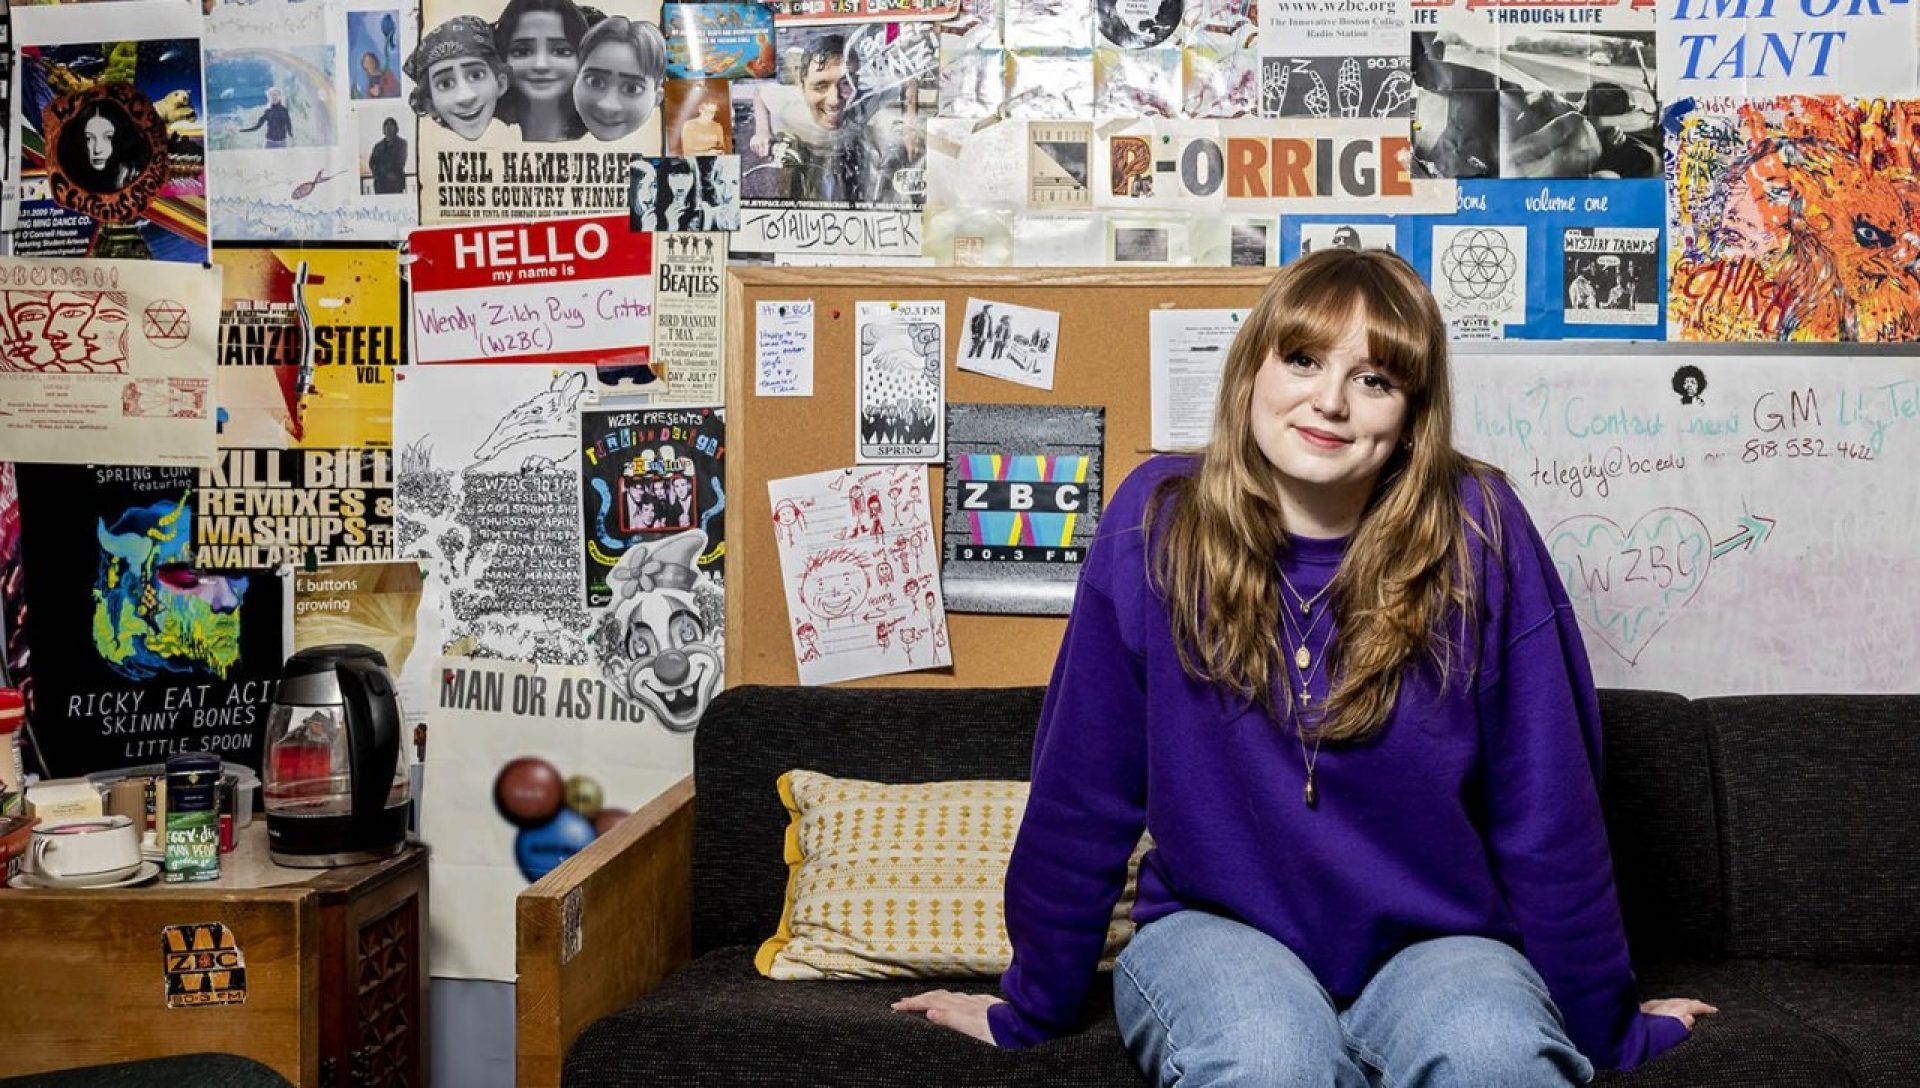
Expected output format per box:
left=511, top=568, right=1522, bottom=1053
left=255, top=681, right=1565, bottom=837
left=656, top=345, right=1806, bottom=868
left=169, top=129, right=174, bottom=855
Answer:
left=162, top=922, right=248, bottom=1007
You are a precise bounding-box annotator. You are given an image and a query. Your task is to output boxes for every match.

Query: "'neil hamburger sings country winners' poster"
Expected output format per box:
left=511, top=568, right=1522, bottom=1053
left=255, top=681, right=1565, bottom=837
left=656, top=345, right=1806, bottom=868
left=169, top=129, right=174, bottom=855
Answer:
left=411, top=0, right=665, bottom=222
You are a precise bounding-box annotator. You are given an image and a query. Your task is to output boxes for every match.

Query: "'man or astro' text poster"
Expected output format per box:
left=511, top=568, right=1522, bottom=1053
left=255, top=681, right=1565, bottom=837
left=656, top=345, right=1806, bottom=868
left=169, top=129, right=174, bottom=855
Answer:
left=412, top=0, right=665, bottom=222
left=941, top=403, right=1104, bottom=615
left=394, top=364, right=593, bottom=665
left=213, top=245, right=404, bottom=449
left=423, top=656, right=691, bottom=980
left=14, top=464, right=285, bottom=778
left=13, top=3, right=210, bottom=262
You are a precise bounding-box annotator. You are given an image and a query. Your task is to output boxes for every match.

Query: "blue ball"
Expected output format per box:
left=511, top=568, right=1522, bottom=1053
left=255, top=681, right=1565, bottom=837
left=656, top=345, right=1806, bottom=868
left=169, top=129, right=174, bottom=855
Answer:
left=514, top=808, right=596, bottom=882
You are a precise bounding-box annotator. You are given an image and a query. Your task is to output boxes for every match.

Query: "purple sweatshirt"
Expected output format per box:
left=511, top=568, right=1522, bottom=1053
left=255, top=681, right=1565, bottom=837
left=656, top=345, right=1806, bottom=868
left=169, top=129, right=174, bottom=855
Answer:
left=989, top=455, right=1688, bottom=1071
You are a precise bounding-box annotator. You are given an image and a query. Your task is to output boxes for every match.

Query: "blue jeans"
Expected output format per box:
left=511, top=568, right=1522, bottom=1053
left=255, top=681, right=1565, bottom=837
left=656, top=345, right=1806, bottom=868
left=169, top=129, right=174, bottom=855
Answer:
left=1114, top=911, right=1595, bottom=1087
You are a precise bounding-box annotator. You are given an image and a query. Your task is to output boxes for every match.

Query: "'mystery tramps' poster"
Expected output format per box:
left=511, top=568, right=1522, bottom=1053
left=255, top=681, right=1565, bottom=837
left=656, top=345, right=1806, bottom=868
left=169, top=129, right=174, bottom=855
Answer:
left=0, top=256, right=221, bottom=468
left=205, top=0, right=421, bottom=241
left=941, top=403, right=1104, bottom=615
left=412, top=0, right=665, bottom=222
left=13, top=2, right=210, bottom=262
left=15, top=463, right=285, bottom=778
left=768, top=464, right=948, bottom=685
left=855, top=299, right=944, bottom=463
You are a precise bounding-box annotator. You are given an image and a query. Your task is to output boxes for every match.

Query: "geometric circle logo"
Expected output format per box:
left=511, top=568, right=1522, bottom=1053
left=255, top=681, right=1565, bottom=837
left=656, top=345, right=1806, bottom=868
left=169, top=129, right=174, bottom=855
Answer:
left=1441, top=227, right=1517, bottom=302
left=141, top=300, right=190, bottom=348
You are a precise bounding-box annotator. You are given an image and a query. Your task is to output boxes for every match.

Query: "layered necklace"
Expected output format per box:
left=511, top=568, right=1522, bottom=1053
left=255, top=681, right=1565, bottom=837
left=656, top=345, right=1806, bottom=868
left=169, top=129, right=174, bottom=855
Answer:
left=1277, top=567, right=1334, bottom=808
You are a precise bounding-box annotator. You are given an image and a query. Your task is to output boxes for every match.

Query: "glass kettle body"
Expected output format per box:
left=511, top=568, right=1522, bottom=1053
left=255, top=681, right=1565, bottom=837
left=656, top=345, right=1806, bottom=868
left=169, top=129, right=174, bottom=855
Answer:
left=262, top=644, right=410, bottom=866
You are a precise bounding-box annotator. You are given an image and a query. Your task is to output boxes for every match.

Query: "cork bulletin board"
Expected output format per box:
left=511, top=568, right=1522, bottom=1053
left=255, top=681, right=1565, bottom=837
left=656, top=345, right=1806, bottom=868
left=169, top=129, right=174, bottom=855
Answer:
left=723, top=267, right=1276, bottom=688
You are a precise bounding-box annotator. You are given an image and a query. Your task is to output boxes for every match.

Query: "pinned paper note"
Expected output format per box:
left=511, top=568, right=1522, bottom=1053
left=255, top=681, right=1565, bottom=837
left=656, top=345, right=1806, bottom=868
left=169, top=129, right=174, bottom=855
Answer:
left=768, top=465, right=949, bottom=685
left=755, top=301, right=815, bottom=397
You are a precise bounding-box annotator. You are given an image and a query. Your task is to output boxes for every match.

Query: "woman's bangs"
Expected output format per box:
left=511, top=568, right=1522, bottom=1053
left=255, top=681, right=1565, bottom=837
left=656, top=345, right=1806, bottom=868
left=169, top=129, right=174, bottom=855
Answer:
left=1263, top=262, right=1434, bottom=394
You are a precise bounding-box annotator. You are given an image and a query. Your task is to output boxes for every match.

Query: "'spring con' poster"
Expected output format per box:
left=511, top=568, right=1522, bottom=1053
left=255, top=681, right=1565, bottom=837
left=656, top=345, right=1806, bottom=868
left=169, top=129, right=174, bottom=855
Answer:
left=412, top=0, right=665, bottom=222
left=941, top=403, right=1104, bottom=615
left=14, top=464, right=285, bottom=778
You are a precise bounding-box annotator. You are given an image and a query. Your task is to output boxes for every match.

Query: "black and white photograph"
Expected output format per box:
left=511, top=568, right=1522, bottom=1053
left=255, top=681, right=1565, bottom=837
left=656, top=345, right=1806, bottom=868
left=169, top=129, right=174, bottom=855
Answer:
left=1562, top=227, right=1659, bottom=326
left=629, top=155, right=741, bottom=231
left=358, top=105, right=416, bottom=195
left=940, top=403, right=1105, bottom=614
left=1300, top=222, right=1396, bottom=253
left=1230, top=222, right=1269, bottom=266
left=1096, top=0, right=1184, bottom=49
left=1111, top=223, right=1171, bottom=263
left=1410, top=29, right=1659, bottom=179
left=957, top=298, right=1061, bottom=391
left=413, top=0, right=667, bottom=219
left=734, top=24, right=936, bottom=209
left=855, top=300, right=945, bottom=463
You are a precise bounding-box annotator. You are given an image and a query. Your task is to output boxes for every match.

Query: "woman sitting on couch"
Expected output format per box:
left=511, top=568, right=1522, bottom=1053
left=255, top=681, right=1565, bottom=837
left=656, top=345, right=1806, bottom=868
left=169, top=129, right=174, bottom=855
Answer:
left=896, top=248, right=1716, bottom=1084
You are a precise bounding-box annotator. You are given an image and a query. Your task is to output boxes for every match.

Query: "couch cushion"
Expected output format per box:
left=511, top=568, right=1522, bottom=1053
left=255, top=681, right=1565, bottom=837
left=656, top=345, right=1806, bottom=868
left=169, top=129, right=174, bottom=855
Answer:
left=1702, top=695, right=1920, bottom=963
left=562, top=946, right=1144, bottom=1088
left=1594, top=960, right=1852, bottom=1087
left=1597, top=689, right=1724, bottom=965
left=1729, top=959, right=1920, bottom=1088
left=692, top=685, right=1048, bottom=956
left=756, top=770, right=1140, bottom=980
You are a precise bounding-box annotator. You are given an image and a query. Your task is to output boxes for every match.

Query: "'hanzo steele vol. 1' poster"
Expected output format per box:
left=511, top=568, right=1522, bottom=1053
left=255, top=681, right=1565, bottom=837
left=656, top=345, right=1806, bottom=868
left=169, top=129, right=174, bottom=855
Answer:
left=411, top=0, right=664, bottom=222
left=212, top=245, right=403, bottom=449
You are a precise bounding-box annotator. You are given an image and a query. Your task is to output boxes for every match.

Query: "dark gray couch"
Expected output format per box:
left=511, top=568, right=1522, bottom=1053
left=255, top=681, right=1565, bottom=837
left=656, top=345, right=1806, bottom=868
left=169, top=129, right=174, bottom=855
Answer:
left=562, top=685, right=1920, bottom=1087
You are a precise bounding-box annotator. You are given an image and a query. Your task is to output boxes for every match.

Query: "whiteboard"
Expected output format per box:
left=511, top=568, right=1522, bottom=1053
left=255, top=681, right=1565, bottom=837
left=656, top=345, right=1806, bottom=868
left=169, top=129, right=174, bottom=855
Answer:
left=1452, top=349, right=1920, bottom=697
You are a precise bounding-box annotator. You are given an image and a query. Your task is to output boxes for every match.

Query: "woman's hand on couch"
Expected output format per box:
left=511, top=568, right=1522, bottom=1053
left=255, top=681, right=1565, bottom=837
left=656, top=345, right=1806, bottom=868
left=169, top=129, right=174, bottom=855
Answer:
left=892, top=990, right=1004, bottom=1044
left=1640, top=997, right=1720, bottom=1031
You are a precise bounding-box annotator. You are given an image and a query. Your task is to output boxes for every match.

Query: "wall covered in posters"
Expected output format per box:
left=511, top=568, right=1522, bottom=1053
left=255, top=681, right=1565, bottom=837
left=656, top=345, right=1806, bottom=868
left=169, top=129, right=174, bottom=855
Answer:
left=0, top=0, right=1910, bottom=1067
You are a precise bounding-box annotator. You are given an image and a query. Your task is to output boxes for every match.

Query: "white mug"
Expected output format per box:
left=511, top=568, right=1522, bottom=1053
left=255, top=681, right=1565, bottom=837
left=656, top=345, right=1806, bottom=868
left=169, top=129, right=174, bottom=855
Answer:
left=31, top=814, right=141, bottom=886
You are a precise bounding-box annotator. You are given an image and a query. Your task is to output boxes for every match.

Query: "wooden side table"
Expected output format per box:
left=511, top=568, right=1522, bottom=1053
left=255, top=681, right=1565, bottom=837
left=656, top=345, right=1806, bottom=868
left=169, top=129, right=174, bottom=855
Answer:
left=0, top=823, right=429, bottom=1087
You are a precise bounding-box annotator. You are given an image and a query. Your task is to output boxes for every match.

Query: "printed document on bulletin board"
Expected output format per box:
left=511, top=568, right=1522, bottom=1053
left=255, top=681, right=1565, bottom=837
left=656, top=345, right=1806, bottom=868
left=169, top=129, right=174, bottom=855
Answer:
left=1149, top=309, right=1243, bottom=450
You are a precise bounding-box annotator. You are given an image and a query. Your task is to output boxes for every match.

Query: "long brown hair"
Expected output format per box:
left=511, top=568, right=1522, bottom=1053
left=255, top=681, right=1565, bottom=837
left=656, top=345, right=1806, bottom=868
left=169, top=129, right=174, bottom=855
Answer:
left=1146, top=248, right=1498, bottom=742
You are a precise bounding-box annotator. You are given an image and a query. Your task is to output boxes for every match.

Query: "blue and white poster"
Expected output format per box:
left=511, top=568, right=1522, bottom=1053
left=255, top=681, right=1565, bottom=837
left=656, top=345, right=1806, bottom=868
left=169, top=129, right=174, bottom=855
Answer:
left=1280, top=179, right=1666, bottom=341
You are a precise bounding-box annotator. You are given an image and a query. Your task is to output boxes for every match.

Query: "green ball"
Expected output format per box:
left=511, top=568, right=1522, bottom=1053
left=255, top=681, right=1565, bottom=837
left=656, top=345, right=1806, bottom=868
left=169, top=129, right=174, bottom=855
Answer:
left=564, top=775, right=604, bottom=819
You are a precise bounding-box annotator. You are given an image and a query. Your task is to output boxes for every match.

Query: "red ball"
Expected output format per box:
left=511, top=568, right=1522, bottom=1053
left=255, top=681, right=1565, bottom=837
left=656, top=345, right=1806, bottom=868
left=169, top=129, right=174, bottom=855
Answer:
left=592, top=808, right=630, bottom=836
left=494, top=757, right=565, bottom=828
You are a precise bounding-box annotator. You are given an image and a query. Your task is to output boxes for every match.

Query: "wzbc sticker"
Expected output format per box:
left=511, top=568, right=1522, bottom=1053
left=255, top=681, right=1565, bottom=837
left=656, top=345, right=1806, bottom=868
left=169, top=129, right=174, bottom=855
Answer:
left=162, top=922, right=248, bottom=1008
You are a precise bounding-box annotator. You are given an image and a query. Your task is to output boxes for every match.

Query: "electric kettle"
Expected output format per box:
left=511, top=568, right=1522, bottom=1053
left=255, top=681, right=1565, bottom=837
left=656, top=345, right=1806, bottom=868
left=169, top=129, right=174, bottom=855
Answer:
left=262, top=644, right=410, bottom=866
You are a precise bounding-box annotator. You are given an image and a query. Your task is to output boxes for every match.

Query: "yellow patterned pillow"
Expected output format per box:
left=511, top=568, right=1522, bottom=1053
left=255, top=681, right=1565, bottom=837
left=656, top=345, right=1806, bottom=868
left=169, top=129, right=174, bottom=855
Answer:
left=754, top=770, right=1144, bottom=980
